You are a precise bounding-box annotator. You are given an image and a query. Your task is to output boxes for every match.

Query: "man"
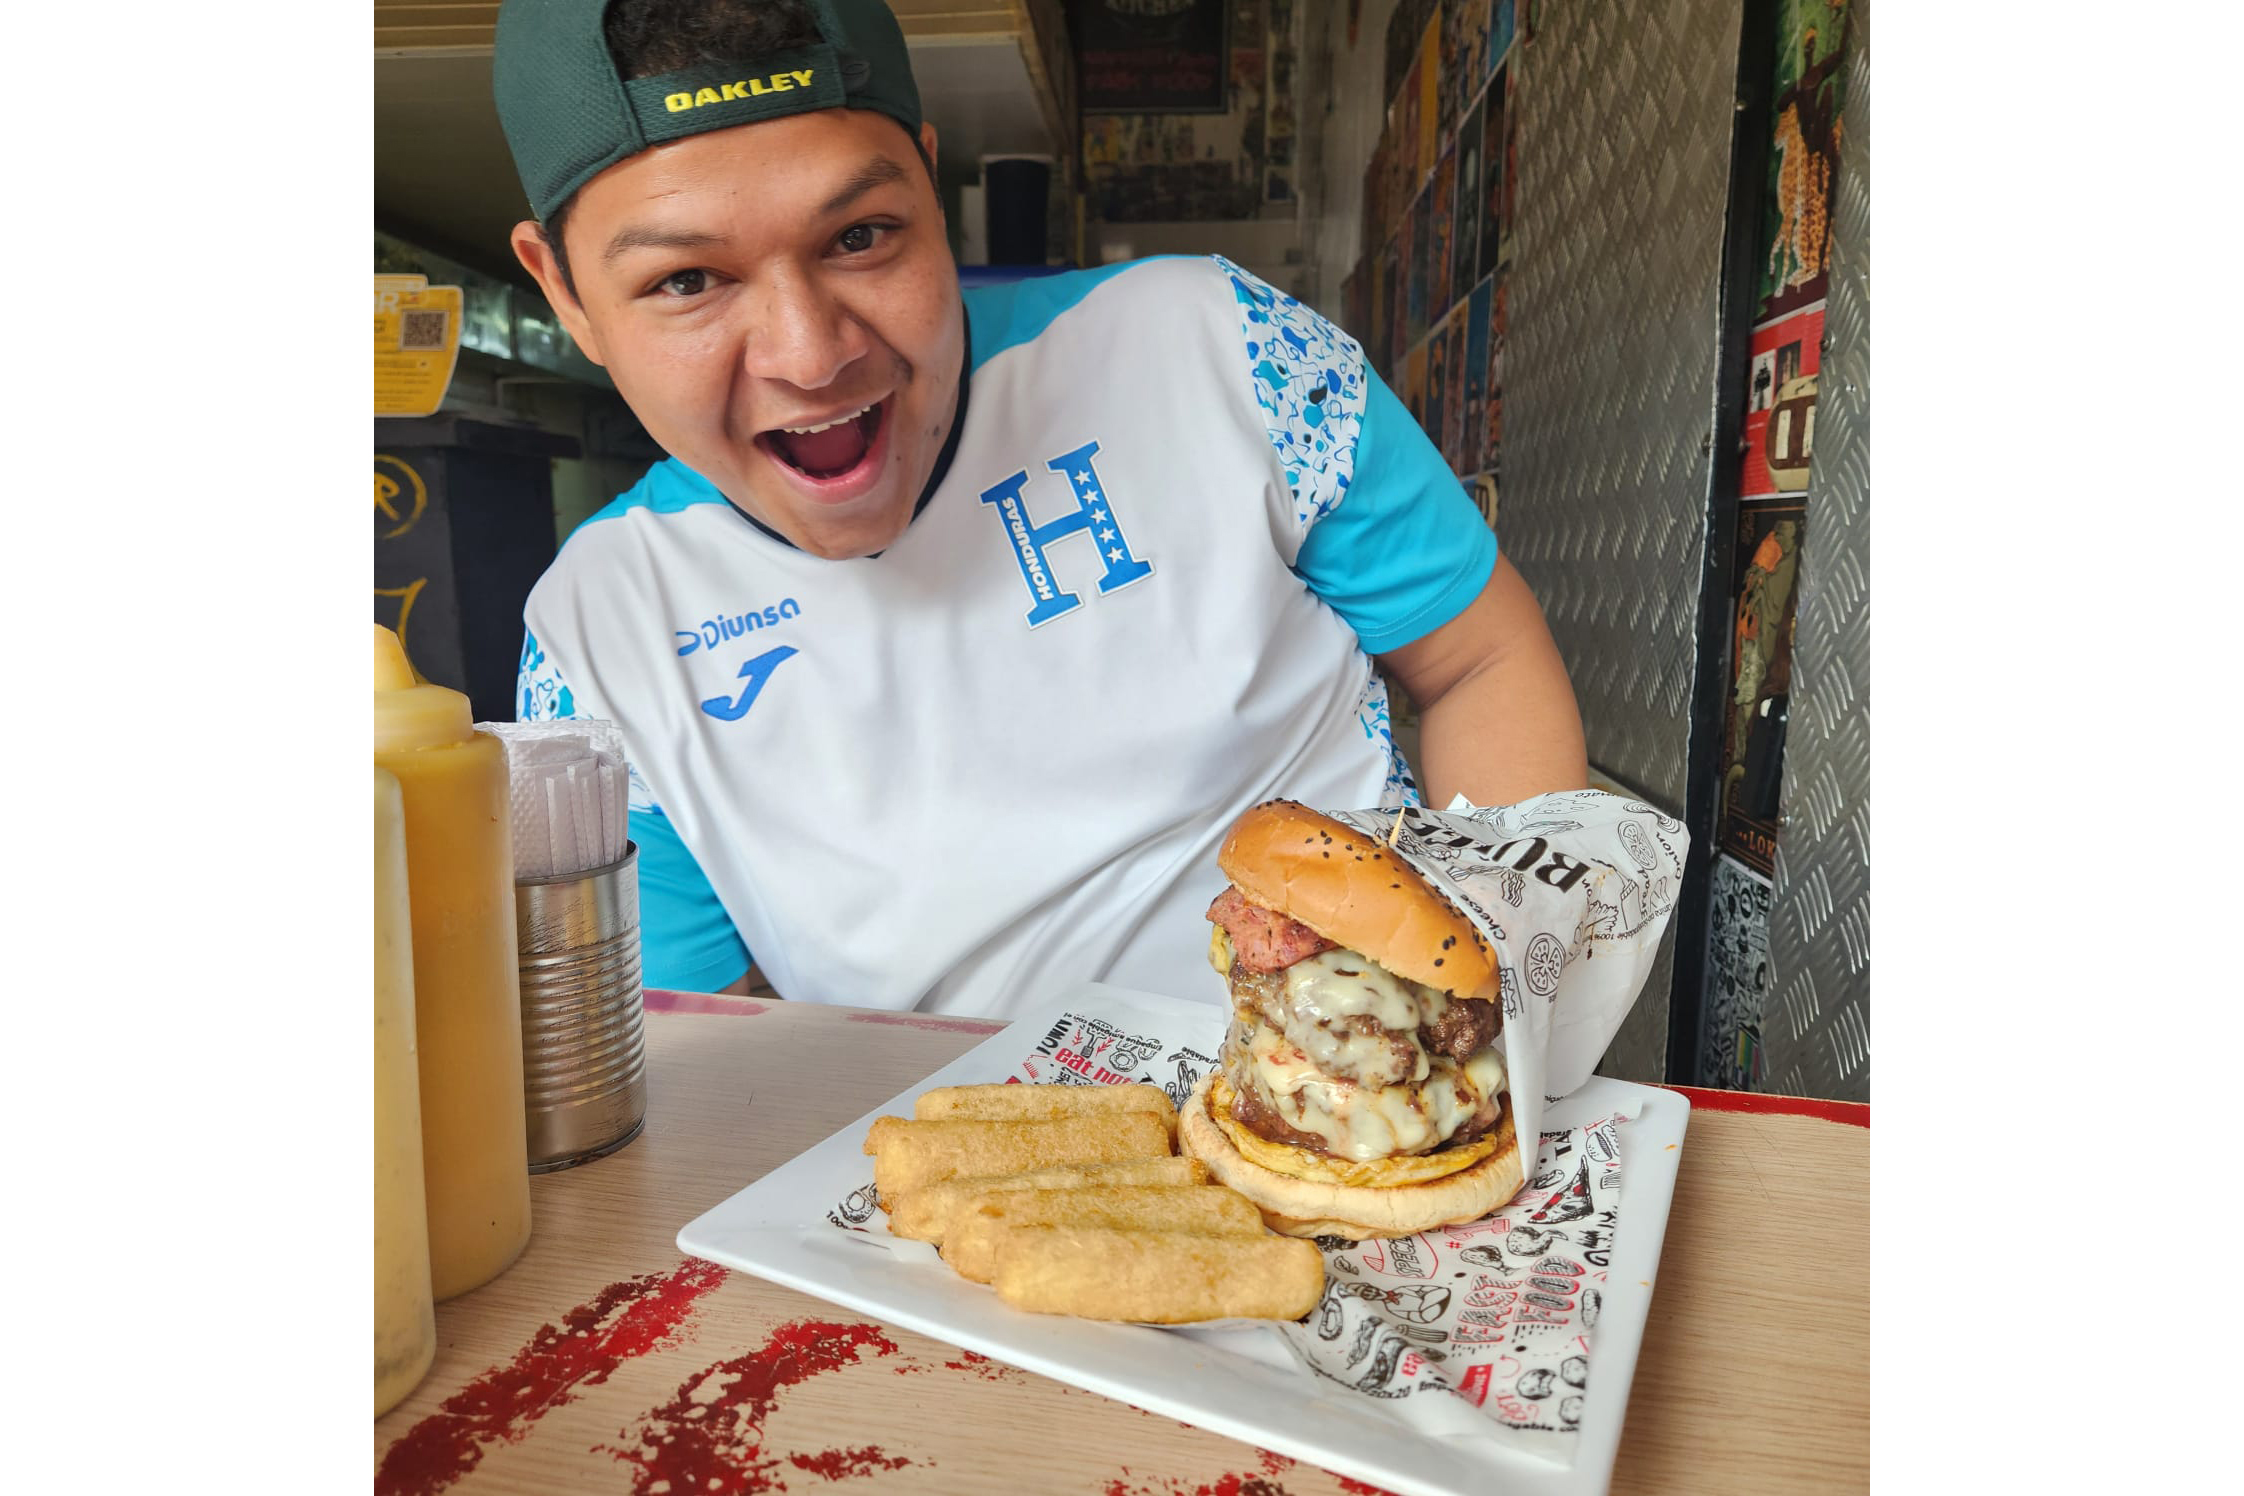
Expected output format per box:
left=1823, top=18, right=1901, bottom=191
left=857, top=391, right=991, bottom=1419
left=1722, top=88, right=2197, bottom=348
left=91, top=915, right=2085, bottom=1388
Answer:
left=497, top=0, right=1586, bottom=1015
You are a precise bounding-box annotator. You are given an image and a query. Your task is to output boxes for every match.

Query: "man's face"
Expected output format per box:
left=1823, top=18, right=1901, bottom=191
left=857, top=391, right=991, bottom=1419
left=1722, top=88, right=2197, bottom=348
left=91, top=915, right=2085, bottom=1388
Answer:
left=515, top=109, right=961, bottom=560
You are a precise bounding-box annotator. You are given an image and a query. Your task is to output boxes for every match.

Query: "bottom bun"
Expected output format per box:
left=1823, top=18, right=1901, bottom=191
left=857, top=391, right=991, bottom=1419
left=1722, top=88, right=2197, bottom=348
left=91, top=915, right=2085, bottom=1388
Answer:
left=1179, top=1073, right=1523, bottom=1240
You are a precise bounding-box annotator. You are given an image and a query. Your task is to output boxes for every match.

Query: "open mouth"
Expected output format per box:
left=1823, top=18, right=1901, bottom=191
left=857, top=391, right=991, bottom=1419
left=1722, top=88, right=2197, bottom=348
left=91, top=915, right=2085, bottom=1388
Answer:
left=759, top=398, right=888, bottom=485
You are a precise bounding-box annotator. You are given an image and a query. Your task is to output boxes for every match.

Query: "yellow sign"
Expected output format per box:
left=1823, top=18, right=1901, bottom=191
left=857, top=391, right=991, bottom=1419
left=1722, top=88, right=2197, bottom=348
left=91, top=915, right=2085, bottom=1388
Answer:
left=375, top=278, right=462, bottom=418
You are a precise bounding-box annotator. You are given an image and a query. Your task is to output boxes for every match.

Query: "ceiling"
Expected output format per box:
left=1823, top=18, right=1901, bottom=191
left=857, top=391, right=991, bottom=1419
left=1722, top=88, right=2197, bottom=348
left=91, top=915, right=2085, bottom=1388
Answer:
left=375, top=23, right=1065, bottom=284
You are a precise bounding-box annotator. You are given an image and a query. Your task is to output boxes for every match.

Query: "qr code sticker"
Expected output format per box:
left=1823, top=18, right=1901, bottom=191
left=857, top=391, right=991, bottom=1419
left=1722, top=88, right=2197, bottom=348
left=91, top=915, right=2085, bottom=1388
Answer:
left=398, top=309, right=449, bottom=351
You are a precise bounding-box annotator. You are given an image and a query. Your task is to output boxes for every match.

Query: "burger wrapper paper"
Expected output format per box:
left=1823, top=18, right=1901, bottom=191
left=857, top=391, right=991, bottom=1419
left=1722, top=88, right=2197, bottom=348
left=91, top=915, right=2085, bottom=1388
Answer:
left=825, top=788, right=1686, bottom=1464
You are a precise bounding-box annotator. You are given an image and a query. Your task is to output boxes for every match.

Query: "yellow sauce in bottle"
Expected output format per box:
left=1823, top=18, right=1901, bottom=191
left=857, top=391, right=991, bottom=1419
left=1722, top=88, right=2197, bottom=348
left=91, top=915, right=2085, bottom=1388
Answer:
left=374, top=768, right=435, bottom=1415
left=373, top=626, right=531, bottom=1300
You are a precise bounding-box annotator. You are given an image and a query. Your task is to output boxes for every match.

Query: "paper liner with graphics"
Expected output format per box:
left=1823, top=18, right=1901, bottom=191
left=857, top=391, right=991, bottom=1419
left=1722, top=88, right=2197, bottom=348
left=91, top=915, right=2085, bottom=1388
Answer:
left=826, top=789, right=1685, bottom=1461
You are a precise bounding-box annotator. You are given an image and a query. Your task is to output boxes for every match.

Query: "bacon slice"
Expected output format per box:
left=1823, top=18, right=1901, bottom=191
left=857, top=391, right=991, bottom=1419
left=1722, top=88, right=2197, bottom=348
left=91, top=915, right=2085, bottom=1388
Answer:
left=1206, top=885, right=1336, bottom=973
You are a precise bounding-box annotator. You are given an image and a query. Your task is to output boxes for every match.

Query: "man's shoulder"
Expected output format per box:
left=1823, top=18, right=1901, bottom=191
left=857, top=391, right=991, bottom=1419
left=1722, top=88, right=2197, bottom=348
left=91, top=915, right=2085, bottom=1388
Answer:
left=963, top=256, right=1233, bottom=371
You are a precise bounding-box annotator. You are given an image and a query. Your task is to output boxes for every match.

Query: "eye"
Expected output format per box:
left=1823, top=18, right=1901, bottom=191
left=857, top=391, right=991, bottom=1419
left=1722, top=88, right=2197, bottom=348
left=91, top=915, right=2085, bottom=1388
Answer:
left=656, top=269, right=709, bottom=298
left=836, top=223, right=882, bottom=254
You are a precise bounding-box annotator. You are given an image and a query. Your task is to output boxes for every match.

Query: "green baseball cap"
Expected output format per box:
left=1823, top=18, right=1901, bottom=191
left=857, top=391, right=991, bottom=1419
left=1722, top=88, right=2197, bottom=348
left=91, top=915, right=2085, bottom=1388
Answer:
left=493, top=0, right=924, bottom=221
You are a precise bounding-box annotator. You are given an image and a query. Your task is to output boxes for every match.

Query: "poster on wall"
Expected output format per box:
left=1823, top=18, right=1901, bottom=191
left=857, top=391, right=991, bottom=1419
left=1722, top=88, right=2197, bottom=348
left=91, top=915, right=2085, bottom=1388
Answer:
left=1391, top=203, right=1415, bottom=369
left=1754, top=0, right=1852, bottom=326
left=1406, top=186, right=1433, bottom=350
left=1481, top=268, right=1509, bottom=473
left=1382, top=0, right=1437, bottom=111
left=1424, top=309, right=1452, bottom=452
left=1476, top=67, right=1507, bottom=285
left=1403, top=340, right=1429, bottom=430
left=1716, top=498, right=1805, bottom=874
left=1462, top=275, right=1492, bottom=473
left=1453, top=95, right=1486, bottom=300
left=1446, top=0, right=1493, bottom=127
left=1740, top=303, right=1824, bottom=499
left=1491, top=0, right=1517, bottom=74
left=1070, top=0, right=1231, bottom=114
left=1441, top=314, right=1470, bottom=472
left=1393, top=44, right=1425, bottom=215
left=1428, top=141, right=1457, bottom=321
left=1416, top=10, right=1441, bottom=175
left=1701, top=854, right=1774, bottom=1091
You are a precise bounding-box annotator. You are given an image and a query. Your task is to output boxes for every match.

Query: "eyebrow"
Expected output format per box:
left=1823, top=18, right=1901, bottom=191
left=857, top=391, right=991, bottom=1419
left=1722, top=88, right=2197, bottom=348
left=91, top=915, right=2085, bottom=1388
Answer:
left=602, top=224, right=730, bottom=268
left=818, top=156, right=910, bottom=217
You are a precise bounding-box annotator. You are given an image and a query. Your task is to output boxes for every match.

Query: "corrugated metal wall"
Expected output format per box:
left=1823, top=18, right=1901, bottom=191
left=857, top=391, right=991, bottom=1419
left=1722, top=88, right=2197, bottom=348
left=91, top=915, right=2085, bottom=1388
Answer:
left=1504, top=0, right=1748, bottom=1080
left=1766, top=0, right=1869, bottom=1100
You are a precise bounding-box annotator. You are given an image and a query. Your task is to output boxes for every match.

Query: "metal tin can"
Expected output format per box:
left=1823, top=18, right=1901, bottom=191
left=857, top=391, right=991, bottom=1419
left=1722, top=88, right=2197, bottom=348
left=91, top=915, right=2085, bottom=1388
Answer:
left=514, top=844, right=647, bottom=1173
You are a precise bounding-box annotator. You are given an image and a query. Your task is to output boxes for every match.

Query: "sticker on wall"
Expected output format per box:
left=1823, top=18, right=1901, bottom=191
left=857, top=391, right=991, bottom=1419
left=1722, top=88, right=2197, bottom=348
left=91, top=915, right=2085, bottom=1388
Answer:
left=375, top=276, right=462, bottom=418
left=1416, top=10, right=1442, bottom=176
left=1716, top=500, right=1804, bottom=874
left=1701, top=854, right=1774, bottom=1090
left=1442, top=0, right=1491, bottom=130
left=1491, top=0, right=1517, bottom=75
left=1740, top=304, right=1824, bottom=499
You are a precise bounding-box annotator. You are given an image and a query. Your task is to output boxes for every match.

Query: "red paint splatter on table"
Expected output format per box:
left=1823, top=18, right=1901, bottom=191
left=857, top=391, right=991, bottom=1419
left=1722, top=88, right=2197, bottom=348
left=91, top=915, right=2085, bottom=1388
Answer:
left=787, top=1446, right=913, bottom=1481
left=942, top=1350, right=1026, bottom=1383
left=605, top=1319, right=915, bottom=1495
left=845, top=1010, right=1007, bottom=1035
left=375, top=1257, right=729, bottom=1496
left=1101, top=1475, right=1296, bottom=1496
left=643, top=988, right=772, bottom=1017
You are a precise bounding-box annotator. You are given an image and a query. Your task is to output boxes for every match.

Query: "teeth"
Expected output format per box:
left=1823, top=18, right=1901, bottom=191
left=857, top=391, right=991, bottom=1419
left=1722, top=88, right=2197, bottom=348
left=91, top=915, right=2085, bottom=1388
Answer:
left=779, top=401, right=876, bottom=436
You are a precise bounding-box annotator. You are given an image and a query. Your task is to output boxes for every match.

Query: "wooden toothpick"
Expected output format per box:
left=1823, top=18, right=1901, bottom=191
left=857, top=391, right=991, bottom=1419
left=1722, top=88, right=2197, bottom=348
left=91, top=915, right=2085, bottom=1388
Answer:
left=1387, top=805, right=1407, bottom=849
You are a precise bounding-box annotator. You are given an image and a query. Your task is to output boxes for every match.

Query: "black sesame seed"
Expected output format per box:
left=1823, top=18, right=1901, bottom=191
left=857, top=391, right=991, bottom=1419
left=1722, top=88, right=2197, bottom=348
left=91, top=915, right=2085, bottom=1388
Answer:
left=1443, top=937, right=1456, bottom=949
left=1434, top=958, right=1445, bottom=967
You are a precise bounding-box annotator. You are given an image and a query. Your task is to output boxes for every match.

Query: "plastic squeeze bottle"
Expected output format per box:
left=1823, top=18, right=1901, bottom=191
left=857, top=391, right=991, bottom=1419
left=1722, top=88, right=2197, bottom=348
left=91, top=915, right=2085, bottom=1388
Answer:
left=373, top=625, right=532, bottom=1299
left=374, top=768, right=435, bottom=1416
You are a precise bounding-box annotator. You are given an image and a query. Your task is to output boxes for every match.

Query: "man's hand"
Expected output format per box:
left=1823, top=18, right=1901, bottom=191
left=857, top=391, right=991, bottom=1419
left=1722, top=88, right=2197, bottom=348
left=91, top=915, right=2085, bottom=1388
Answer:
left=1376, top=555, right=1588, bottom=810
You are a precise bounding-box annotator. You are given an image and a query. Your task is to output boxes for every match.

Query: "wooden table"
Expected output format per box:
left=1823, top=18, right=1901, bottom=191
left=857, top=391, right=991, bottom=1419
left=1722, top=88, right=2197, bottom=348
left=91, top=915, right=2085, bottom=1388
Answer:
left=375, top=992, right=1868, bottom=1496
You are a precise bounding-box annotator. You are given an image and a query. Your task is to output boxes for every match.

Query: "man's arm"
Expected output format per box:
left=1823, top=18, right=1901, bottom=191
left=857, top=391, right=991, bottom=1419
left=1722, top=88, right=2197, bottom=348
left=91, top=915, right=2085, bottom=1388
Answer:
left=1377, top=554, right=1588, bottom=810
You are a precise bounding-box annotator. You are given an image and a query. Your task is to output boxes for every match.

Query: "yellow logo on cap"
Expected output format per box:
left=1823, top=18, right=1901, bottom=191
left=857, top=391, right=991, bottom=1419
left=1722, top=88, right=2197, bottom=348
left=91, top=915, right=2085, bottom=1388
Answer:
left=664, top=70, right=817, bottom=113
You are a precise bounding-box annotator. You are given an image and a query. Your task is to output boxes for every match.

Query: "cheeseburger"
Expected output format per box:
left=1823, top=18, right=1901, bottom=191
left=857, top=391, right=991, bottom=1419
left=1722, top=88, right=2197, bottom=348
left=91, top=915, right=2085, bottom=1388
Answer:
left=1178, top=800, right=1521, bottom=1239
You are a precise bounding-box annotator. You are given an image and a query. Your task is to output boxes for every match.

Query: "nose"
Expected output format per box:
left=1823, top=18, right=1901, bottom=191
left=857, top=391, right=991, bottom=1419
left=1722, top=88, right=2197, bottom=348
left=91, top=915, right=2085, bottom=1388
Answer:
left=740, top=266, right=869, bottom=391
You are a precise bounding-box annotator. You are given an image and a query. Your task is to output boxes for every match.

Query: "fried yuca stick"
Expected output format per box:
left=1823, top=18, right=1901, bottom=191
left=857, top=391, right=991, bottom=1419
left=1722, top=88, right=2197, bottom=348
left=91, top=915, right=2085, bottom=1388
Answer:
left=863, top=1116, right=907, bottom=1156
left=916, top=1082, right=1178, bottom=1135
left=993, top=1228, right=1325, bottom=1323
left=873, top=1114, right=1171, bottom=1206
left=889, top=1157, right=1209, bottom=1245
left=941, top=1186, right=1264, bottom=1284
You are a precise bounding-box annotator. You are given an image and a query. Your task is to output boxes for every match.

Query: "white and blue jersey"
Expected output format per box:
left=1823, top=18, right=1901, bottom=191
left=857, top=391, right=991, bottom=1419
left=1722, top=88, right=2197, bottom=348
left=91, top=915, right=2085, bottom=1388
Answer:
left=519, top=256, right=1496, bottom=1016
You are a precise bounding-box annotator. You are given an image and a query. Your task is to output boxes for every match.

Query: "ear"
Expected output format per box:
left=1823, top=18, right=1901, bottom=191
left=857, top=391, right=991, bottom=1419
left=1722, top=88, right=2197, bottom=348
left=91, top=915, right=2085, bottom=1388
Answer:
left=918, top=120, right=941, bottom=181
left=510, top=219, right=607, bottom=368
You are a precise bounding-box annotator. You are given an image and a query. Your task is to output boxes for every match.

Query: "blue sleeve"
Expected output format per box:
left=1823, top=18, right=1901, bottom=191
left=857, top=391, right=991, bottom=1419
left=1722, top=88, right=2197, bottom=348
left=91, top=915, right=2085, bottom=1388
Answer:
left=518, top=629, right=752, bottom=993
left=629, top=804, right=753, bottom=992
left=1291, top=367, right=1499, bottom=655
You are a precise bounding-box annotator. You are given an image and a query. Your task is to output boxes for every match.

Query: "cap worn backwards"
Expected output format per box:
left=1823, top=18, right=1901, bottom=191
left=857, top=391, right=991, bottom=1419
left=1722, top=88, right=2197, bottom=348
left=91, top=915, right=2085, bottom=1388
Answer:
left=492, top=0, right=924, bottom=221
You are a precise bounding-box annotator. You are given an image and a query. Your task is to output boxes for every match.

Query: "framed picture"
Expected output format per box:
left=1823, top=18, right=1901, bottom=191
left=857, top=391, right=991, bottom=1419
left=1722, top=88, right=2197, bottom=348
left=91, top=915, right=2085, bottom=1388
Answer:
left=1070, top=0, right=1231, bottom=114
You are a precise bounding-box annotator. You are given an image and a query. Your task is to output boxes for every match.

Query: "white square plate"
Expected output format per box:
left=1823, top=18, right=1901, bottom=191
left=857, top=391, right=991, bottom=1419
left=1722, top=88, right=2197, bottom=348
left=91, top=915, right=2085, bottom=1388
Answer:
left=678, top=983, right=1689, bottom=1496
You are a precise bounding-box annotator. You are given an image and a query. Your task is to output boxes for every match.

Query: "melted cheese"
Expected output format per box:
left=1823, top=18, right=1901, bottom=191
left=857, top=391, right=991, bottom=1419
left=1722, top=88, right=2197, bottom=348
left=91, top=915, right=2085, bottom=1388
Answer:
left=1241, top=1017, right=1506, bottom=1163
left=1274, top=948, right=1448, bottom=1090
left=1208, top=924, right=1235, bottom=976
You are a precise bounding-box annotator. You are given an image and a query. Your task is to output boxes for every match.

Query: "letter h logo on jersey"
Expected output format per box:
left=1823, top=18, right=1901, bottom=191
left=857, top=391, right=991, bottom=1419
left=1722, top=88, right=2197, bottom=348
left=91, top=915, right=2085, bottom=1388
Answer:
left=977, top=440, right=1153, bottom=628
